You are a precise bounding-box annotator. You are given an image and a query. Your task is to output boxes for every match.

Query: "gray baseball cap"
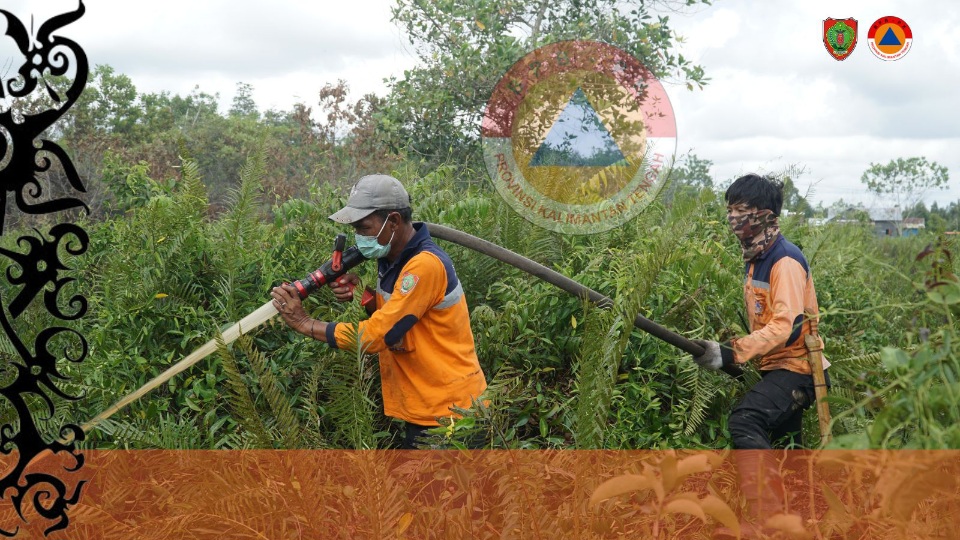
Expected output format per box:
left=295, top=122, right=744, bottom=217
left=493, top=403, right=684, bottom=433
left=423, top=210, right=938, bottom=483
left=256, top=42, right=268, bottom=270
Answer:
left=329, top=174, right=411, bottom=224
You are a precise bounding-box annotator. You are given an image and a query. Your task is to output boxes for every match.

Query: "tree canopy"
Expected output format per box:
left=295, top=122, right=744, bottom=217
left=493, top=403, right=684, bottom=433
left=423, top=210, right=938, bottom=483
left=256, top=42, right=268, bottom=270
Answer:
left=382, top=0, right=711, bottom=170
left=860, top=157, right=950, bottom=219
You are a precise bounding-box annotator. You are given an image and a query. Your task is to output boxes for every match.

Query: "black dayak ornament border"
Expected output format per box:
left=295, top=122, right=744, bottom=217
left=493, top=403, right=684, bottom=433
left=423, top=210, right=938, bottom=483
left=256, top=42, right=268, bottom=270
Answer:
left=0, top=1, right=89, bottom=536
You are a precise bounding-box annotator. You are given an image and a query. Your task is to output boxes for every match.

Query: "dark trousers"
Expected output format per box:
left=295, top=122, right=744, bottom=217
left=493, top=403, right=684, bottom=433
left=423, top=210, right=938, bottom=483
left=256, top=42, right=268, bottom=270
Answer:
left=401, top=422, right=434, bottom=449
left=729, top=369, right=830, bottom=449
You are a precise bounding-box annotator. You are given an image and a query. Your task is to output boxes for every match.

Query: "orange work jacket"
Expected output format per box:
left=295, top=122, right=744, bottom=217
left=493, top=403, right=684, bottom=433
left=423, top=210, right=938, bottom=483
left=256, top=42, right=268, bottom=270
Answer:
left=328, top=223, right=487, bottom=426
left=730, top=235, right=830, bottom=374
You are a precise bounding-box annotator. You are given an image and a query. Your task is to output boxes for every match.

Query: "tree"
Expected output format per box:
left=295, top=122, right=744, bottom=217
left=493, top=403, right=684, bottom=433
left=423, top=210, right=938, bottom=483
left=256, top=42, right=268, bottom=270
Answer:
left=825, top=198, right=869, bottom=224
left=781, top=176, right=813, bottom=217
left=944, top=200, right=960, bottom=232
left=927, top=213, right=947, bottom=235
left=906, top=201, right=930, bottom=222
left=673, top=153, right=713, bottom=190
left=383, top=0, right=712, bottom=170
left=661, top=153, right=712, bottom=205
left=229, top=82, right=259, bottom=119
left=860, top=157, right=949, bottom=227
left=60, top=64, right=141, bottom=140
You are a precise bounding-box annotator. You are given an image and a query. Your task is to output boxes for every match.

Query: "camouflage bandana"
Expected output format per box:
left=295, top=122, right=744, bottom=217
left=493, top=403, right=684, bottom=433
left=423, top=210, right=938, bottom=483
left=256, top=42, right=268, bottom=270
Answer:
left=727, top=209, right=780, bottom=261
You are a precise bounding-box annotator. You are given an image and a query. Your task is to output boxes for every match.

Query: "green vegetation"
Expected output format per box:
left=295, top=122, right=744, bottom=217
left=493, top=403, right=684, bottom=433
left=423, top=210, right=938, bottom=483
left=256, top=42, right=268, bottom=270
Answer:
left=4, top=0, right=958, bottom=452
left=6, top=132, right=955, bottom=449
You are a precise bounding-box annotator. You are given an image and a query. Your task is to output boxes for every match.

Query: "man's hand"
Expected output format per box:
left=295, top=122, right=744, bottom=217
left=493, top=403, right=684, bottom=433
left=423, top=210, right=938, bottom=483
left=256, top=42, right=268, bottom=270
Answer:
left=329, top=273, right=360, bottom=302
left=691, top=339, right=723, bottom=371
left=271, top=284, right=310, bottom=333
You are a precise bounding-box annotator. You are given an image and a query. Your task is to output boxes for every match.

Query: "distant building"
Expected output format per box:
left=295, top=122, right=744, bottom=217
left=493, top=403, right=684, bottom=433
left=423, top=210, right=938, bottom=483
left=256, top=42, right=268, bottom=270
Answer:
left=902, top=217, right=925, bottom=237
left=867, top=207, right=902, bottom=237
left=825, top=206, right=924, bottom=237
left=809, top=217, right=829, bottom=227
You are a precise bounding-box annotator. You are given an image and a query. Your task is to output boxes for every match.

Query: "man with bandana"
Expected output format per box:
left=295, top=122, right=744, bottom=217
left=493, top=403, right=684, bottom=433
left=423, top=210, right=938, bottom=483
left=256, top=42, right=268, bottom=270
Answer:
left=270, top=174, right=487, bottom=449
left=689, top=174, right=829, bottom=537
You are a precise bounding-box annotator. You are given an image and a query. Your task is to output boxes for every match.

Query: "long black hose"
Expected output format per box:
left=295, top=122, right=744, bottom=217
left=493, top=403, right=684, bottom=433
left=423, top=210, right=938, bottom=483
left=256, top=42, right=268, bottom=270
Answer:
left=426, top=223, right=744, bottom=378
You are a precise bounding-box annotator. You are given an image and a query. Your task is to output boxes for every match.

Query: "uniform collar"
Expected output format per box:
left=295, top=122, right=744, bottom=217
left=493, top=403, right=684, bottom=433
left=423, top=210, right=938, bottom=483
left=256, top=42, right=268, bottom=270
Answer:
left=378, top=222, right=429, bottom=277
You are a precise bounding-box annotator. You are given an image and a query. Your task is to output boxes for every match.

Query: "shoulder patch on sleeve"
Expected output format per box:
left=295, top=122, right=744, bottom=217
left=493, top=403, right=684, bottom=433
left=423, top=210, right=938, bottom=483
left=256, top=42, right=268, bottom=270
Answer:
left=399, top=271, right=419, bottom=294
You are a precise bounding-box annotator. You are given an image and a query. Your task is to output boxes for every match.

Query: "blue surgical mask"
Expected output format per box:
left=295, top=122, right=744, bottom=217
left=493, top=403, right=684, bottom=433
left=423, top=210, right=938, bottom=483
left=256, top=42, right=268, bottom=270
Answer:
left=355, top=217, right=394, bottom=259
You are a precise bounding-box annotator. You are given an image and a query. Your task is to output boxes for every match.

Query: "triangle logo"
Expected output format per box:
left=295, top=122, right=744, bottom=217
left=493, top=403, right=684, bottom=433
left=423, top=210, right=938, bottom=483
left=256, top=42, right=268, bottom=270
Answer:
left=867, top=16, right=912, bottom=61
left=878, top=27, right=901, bottom=46
left=529, top=88, right=626, bottom=167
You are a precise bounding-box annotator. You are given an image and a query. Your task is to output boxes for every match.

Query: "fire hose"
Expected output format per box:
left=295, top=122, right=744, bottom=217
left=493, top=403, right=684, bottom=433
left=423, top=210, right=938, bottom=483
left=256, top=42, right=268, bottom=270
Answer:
left=425, top=223, right=744, bottom=379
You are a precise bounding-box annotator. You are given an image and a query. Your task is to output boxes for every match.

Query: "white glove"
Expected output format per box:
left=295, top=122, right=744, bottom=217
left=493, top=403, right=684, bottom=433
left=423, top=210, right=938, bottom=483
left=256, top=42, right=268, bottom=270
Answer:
left=691, top=339, right=723, bottom=371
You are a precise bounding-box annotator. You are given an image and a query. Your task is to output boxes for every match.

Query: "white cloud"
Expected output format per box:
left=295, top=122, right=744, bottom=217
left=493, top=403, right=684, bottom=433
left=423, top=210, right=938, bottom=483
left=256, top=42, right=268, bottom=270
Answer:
left=697, top=135, right=960, bottom=206
left=675, top=7, right=741, bottom=63
left=666, top=0, right=960, bottom=207
left=4, top=0, right=416, bottom=111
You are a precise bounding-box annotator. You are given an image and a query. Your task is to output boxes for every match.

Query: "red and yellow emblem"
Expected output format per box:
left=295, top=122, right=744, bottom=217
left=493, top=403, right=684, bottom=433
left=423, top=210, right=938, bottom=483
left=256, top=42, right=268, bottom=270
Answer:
left=822, top=18, right=857, bottom=61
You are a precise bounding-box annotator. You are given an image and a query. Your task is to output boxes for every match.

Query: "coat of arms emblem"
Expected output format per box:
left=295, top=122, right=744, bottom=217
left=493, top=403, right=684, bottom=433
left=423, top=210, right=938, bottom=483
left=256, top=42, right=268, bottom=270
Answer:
left=823, top=18, right=858, bottom=61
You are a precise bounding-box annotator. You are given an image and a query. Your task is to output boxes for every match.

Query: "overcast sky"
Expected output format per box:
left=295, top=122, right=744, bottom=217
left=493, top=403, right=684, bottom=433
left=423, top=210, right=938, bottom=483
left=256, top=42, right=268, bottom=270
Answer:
left=3, top=0, right=958, bottom=208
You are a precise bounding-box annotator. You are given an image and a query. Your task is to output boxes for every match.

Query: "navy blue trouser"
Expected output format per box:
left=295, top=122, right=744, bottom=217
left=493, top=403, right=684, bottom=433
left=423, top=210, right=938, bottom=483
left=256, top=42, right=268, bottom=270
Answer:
left=729, top=369, right=830, bottom=449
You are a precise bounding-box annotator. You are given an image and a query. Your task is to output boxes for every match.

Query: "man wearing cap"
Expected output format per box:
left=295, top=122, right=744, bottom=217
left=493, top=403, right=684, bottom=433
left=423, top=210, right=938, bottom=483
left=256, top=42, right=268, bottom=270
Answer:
left=270, top=174, right=487, bottom=449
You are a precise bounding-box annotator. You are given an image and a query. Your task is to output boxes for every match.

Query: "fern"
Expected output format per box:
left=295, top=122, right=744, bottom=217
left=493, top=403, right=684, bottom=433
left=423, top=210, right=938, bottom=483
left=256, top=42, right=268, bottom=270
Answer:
left=831, top=351, right=882, bottom=367
left=214, top=149, right=267, bottom=320
left=298, top=359, right=327, bottom=444
left=467, top=364, right=526, bottom=448
left=94, top=415, right=215, bottom=449
left=235, top=335, right=308, bottom=449
left=215, top=335, right=273, bottom=448
left=314, top=325, right=378, bottom=448
left=569, top=196, right=696, bottom=448
left=176, top=158, right=209, bottom=219
left=676, top=363, right=718, bottom=436
left=571, top=302, right=624, bottom=448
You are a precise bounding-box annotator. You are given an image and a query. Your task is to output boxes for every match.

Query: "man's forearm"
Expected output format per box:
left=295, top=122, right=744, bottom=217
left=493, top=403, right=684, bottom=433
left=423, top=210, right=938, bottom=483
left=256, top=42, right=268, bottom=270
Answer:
left=295, top=317, right=330, bottom=343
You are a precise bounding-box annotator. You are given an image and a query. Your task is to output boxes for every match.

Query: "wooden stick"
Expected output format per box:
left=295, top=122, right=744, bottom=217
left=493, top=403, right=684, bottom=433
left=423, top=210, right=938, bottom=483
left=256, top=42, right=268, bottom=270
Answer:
left=74, top=300, right=279, bottom=440
left=805, top=334, right=832, bottom=445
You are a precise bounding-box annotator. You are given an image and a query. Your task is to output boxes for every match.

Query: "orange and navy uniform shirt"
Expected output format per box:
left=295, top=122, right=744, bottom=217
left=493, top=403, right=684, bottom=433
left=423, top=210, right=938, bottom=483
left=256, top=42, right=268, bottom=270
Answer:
left=728, top=235, right=830, bottom=375
left=325, top=222, right=487, bottom=426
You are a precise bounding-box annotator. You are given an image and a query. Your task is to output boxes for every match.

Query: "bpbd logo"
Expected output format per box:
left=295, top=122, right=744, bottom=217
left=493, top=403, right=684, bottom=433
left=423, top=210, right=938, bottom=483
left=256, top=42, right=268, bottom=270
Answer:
left=868, top=16, right=912, bottom=61
left=481, top=41, right=677, bottom=234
